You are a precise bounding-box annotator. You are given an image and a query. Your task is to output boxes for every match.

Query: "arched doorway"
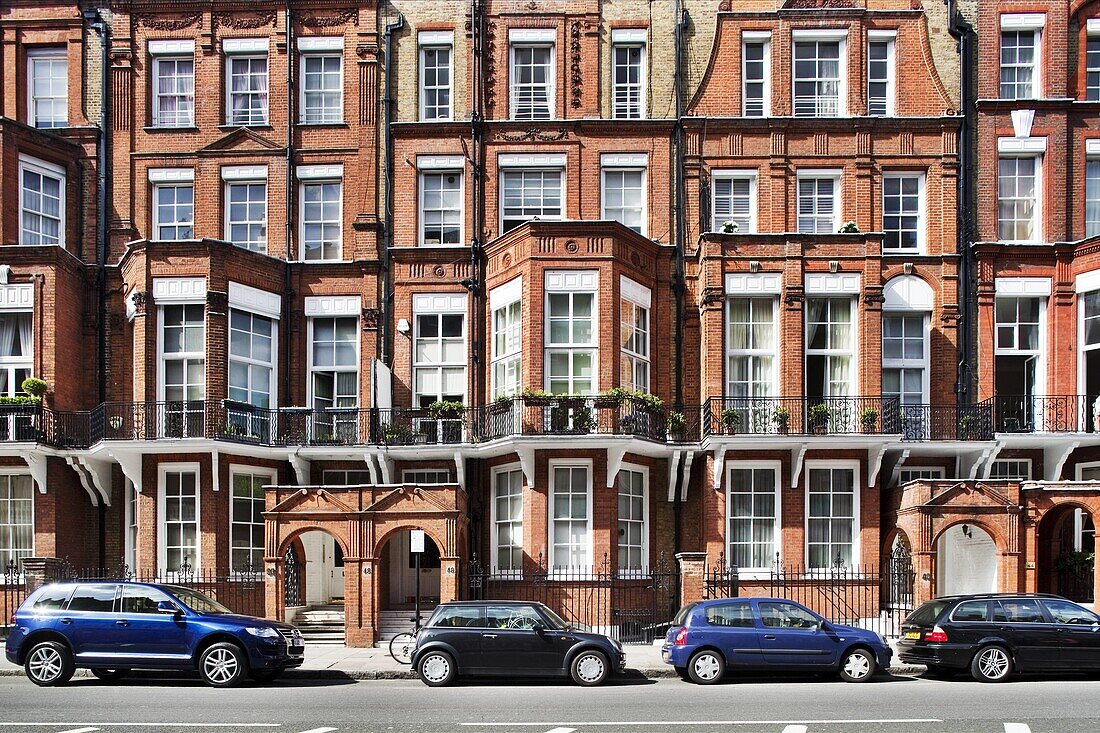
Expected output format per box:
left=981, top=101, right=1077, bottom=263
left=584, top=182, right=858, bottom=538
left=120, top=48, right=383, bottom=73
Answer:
left=377, top=529, right=441, bottom=640
left=936, top=523, right=998, bottom=596
left=286, top=529, right=348, bottom=644
left=1037, top=505, right=1096, bottom=602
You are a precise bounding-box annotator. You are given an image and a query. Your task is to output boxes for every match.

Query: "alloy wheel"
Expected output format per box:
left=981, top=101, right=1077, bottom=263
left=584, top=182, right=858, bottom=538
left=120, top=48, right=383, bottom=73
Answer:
left=978, top=647, right=1010, bottom=680
left=27, top=646, right=63, bottom=683
left=202, top=648, right=240, bottom=685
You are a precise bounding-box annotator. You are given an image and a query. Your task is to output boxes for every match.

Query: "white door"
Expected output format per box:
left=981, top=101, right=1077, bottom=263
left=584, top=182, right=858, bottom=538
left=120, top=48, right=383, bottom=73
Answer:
left=328, top=537, right=345, bottom=600
left=936, top=524, right=998, bottom=596
left=386, top=531, right=441, bottom=607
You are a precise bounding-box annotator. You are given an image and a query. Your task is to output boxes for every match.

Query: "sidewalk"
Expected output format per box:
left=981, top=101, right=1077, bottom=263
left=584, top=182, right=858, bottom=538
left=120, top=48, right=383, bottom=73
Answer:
left=0, top=641, right=924, bottom=680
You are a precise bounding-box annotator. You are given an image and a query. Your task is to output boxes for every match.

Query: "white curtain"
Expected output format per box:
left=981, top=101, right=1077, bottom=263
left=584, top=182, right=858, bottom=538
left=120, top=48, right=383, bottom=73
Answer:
left=0, top=315, right=16, bottom=358
left=17, top=314, right=31, bottom=358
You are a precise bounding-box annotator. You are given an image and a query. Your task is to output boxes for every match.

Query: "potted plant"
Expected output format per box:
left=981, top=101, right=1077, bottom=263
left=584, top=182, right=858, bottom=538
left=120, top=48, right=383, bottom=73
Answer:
left=666, top=411, right=686, bottom=442
left=839, top=221, right=861, bottom=234
left=571, top=405, right=596, bottom=433
left=721, top=408, right=744, bottom=434
left=859, top=406, right=879, bottom=433
left=521, top=387, right=553, bottom=406
left=720, top=220, right=740, bottom=234
left=808, top=403, right=832, bottom=434
left=427, top=400, right=465, bottom=421
left=20, top=377, right=47, bottom=400
left=958, top=414, right=981, bottom=440
left=773, top=406, right=791, bottom=434
left=382, top=423, right=413, bottom=445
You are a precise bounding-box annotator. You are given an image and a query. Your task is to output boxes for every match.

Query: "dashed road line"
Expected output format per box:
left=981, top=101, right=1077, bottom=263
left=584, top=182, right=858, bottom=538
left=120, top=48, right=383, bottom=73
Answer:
left=541, top=729, right=576, bottom=733
left=781, top=727, right=808, bottom=733
left=461, top=719, right=943, bottom=727
left=1004, top=725, right=1032, bottom=733
left=296, top=728, right=338, bottom=733
left=55, top=728, right=100, bottom=733
left=0, top=725, right=280, bottom=729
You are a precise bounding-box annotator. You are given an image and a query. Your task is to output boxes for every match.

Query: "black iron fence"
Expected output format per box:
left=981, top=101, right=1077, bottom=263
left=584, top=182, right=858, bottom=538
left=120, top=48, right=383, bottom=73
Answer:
left=985, top=395, right=1095, bottom=434
left=700, top=551, right=915, bottom=640
left=0, top=561, right=29, bottom=638
left=701, top=396, right=902, bottom=437
left=464, top=554, right=680, bottom=644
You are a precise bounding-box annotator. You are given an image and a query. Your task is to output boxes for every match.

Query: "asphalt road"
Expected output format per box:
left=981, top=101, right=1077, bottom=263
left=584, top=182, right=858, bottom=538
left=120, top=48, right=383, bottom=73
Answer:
left=0, top=672, right=1098, bottom=733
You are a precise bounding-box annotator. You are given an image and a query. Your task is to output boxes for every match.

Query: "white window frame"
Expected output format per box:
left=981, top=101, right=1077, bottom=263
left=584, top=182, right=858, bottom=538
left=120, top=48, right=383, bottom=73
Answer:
left=1075, top=459, right=1100, bottom=480
left=544, top=271, right=599, bottom=395
left=999, top=15, right=1044, bottom=100
left=499, top=165, right=565, bottom=234
left=228, top=466, right=274, bottom=575
left=995, top=295, right=1044, bottom=356
left=227, top=307, right=277, bottom=412
left=866, top=32, right=896, bottom=116
left=298, top=174, right=343, bottom=261
left=1080, top=286, right=1100, bottom=397
left=1087, top=26, right=1100, bottom=101
left=881, top=172, right=926, bottom=253
left=611, top=40, right=646, bottom=119
left=791, top=31, right=847, bottom=118
left=547, top=459, right=593, bottom=573
left=157, top=462, right=201, bottom=574
left=617, top=464, right=649, bottom=575
left=299, top=51, right=344, bottom=124
left=711, top=170, right=757, bottom=233
left=741, top=32, right=770, bottom=118
left=153, top=182, right=195, bottom=241
left=124, top=478, right=138, bottom=572
left=307, top=315, right=360, bottom=439
left=225, top=50, right=269, bottom=126
left=0, top=471, right=34, bottom=572
left=804, top=460, right=861, bottom=571
left=897, top=467, right=945, bottom=484
left=152, top=54, right=195, bottom=128
left=18, top=155, right=65, bottom=247
left=1087, top=156, right=1100, bottom=239
left=157, top=302, right=206, bottom=407
left=620, top=277, right=651, bottom=394
left=805, top=296, right=858, bottom=397
left=997, top=154, right=1042, bottom=243
left=419, top=38, right=454, bottom=121
left=796, top=170, right=842, bottom=234
left=989, top=458, right=1032, bottom=480
left=601, top=164, right=647, bottom=236
left=491, top=463, right=524, bottom=576
left=881, top=311, right=930, bottom=406
left=418, top=169, right=464, bottom=246
left=223, top=176, right=268, bottom=252
left=491, top=278, right=522, bottom=398
left=725, top=460, right=781, bottom=577
left=412, top=296, right=468, bottom=408
left=26, top=47, right=68, bottom=129
left=725, top=296, right=778, bottom=399
left=509, top=41, right=555, bottom=120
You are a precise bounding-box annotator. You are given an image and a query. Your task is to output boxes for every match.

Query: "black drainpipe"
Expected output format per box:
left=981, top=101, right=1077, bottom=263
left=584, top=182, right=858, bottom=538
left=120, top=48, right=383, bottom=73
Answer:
left=671, top=1, right=688, bottom=558
left=947, top=0, right=976, bottom=404
left=83, top=7, right=110, bottom=571
left=381, top=12, right=405, bottom=374
left=283, top=2, right=295, bottom=410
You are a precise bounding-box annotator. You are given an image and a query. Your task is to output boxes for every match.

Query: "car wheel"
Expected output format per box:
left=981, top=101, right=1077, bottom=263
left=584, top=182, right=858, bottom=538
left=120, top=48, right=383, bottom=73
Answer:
left=91, top=668, right=130, bottom=682
left=417, top=650, right=456, bottom=687
left=971, top=645, right=1013, bottom=683
left=838, top=648, right=877, bottom=683
left=249, top=668, right=283, bottom=683
left=198, top=642, right=249, bottom=688
left=687, top=650, right=725, bottom=685
left=24, top=641, right=75, bottom=687
left=570, top=650, right=610, bottom=687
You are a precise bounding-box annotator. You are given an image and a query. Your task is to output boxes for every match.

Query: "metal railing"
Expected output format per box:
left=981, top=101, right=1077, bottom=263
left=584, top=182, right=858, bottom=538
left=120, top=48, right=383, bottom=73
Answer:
left=702, top=396, right=901, bottom=437
left=985, top=395, right=1095, bottom=434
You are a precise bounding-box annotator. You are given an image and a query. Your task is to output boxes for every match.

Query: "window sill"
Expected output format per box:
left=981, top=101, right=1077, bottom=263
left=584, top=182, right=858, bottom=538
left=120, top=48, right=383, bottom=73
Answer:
left=298, top=121, right=349, bottom=128
left=218, top=123, right=273, bottom=131
left=143, top=125, right=199, bottom=133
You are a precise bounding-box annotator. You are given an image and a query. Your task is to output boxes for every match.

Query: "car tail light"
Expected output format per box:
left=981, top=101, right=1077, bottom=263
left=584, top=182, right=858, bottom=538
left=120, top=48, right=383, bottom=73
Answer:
left=673, top=627, right=688, bottom=646
left=924, top=626, right=948, bottom=643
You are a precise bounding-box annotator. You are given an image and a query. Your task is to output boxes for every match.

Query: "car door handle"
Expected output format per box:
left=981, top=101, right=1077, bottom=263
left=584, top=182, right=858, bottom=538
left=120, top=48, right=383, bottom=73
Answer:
left=763, top=634, right=777, bottom=640
left=481, top=633, right=498, bottom=639
left=59, top=618, right=72, bottom=625
left=115, top=620, right=129, bottom=627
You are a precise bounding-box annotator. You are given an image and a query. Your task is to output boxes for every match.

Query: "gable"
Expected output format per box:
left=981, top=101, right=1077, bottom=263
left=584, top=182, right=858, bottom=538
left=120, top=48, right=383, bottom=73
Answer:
left=269, top=488, right=355, bottom=515
left=197, top=127, right=283, bottom=155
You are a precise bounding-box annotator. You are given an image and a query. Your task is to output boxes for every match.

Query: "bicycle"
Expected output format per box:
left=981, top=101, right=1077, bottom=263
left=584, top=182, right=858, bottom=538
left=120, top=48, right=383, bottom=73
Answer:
left=388, top=612, right=425, bottom=665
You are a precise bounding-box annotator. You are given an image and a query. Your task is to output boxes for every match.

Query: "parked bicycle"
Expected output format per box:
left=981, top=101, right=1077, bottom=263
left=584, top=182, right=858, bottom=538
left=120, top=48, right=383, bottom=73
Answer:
left=388, top=610, right=427, bottom=665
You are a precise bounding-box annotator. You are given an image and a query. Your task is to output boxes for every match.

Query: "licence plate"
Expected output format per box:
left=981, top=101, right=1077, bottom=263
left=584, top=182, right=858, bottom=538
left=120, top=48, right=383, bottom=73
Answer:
left=904, top=630, right=921, bottom=640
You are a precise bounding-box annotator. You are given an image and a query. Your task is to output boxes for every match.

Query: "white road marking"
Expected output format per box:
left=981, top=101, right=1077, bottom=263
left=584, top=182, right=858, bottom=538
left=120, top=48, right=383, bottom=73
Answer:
left=56, top=728, right=100, bottom=733
left=461, top=720, right=943, bottom=727
left=0, top=726, right=279, bottom=729
left=542, top=729, right=576, bottom=733
left=781, top=727, right=808, bottom=733
left=297, top=729, right=338, bottom=733
left=1004, top=725, right=1032, bottom=733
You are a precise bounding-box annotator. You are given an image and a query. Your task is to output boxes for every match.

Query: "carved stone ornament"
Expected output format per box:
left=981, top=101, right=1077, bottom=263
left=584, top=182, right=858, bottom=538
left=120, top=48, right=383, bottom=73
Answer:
left=718, top=1, right=732, bottom=10
left=497, top=128, right=568, bottom=142
left=501, top=252, right=512, bottom=268
left=138, top=13, right=202, bottom=30
left=565, top=240, right=579, bottom=254
left=206, top=290, right=229, bottom=312
left=361, top=308, right=381, bottom=329
left=483, top=22, right=497, bottom=116
left=783, top=0, right=857, bottom=7
left=131, top=291, right=147, bottom=315
left=215, top=12, right=276, bottom=30
left=569, top=20, right=587, bottom=109
left=300, top=9, right=358, bottom=28
left=433, top=265, right=447, bottom=278
left=701, top=287, right=724, bottom=307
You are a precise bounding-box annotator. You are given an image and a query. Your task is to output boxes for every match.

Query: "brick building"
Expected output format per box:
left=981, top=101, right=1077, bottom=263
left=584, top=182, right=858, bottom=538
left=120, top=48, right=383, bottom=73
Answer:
left=1, top=0, right=1098, bottom=647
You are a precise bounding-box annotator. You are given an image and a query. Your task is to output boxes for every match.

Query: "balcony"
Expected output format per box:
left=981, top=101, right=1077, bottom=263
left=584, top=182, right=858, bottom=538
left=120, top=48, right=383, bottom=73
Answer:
left=985, top=395, right=1098, bottom=435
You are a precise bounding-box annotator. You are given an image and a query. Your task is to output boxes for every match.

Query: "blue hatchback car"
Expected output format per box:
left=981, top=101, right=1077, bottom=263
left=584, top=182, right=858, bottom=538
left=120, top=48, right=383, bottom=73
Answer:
left=6, top=581, right=304, bottom=687
left=662, top=598, right=892, bottom=684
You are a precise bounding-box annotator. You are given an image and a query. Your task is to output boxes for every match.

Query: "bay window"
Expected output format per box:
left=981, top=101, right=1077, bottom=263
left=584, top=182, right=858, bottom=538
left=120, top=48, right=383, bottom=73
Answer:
left=550, top=462, right=591, bottom=571
left=620, top=279, right=650, bottom=393
left=617, top=467, right=647, bottom=573
left=545, top=272, right=597, bottom=395
left=491, top=279, right=522, bottom=398
left=492, top=466, right=524, bottom=574
left=227, top=309, right=274, bottom=439
left=161, top=303, right=205, bottom=437
left=806, top=464, right=858, bottom=570
left=159, top=467, right=199, bottom=572
left=806, top=297, right=854, bottom=398
left=19, top=156, right=64, bottom=247
left=727, top=463, right=779, bottom=571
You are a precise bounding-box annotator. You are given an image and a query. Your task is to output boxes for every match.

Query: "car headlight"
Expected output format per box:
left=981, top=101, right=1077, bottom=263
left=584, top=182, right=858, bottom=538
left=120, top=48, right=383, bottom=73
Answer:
left=245, top=626, right=282, bottom=640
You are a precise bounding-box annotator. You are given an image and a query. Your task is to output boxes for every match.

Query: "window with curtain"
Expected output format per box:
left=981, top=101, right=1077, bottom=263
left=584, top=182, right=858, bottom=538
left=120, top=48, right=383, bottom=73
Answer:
left=161, top=470, right=199, bottom=571
left=420, top=45, right=453, bottom=120
left=493, top=468, right=523, bottom=574
left=726, top=298, right=775, bottom=398
left=413, top=311, right=466, bottom=407
left=0, top=475, right=33, bottom=571
left=226, top=182, right=267, bottom=252
left=501, top=169, right=562, bottom=233
left=805, top=298, right=853, bottom=398
left=28, top=49, right=68, bottom=128
left=0, top=313, right=32, bottom=395
left=612, top=43, right=645, bottom=119
left=1087, top=161, right=1100, bottom=238
left=727, top=465, right=778, bottom=571
left=227, top=55, right=269, bottom=125
left=420, top=171, right=463, bottom=245
left=546, top=291, right=596, bottom=394
left=153, top=57, right=195, bottom=127
left=301, top=54, right=342, bottom=124
left=712, top=175, right=755, bottom=233
left=793, top=40, right=841, bottom=117
left=620, top=297, right=650, bottom=393
left=230, top=472, right=267, bottom=572
left=807, top=466, right=856, bottom=569
left=998, top=156, right=1040, bottom=242
left=1000, top=30, right=1037, bottom=99
left=617, top=468, right=646, bottom=573
left=492, top=298, right=521, bottom=398
left=510, top=44, right=553, bottom=120
left=550, top=464, right=590, bottom=570
left=20, top=158, right=64, bottom=246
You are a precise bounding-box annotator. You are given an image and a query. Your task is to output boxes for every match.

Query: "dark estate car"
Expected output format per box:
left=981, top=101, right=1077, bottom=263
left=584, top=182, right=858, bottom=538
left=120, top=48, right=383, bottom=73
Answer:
left=662, top=598, right=892, bottom=684
left=5, top=582, right=304, bottom=687
left=897, top=593, right=1100, bottom=681
left=410, top=601, right=626, bottom=687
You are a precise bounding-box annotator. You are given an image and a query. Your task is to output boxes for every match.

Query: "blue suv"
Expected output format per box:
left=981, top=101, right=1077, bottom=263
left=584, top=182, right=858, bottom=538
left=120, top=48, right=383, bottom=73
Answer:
left=6, top=582, right=304, bottom=687
left=662, top=598, right=892, bottom=684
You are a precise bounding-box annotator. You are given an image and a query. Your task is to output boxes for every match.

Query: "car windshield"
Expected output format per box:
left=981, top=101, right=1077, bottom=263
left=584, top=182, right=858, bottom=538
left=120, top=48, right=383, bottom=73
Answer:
left=672, top=603, right=697, bottom=625
left=537, top=605, right=571, bottom=630
left=904, top=600, right=949, bottom=627
left=164, top=586, right=232, bottom=614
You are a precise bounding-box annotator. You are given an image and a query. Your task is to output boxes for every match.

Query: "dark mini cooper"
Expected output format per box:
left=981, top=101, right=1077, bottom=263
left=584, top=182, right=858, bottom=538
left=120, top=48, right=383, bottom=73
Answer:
left=897, top=593, right=1100, bottom=681
left=410, top=601, right=625, bottom=687
left=6, top=582, right=304, bottom=687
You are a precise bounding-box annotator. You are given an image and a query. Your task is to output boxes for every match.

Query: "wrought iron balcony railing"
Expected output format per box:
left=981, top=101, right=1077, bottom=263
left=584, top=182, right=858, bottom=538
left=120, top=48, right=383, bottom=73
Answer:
left=984, top=395, right=1098, bottom=434
left=701, top=396, right=902, bottom=438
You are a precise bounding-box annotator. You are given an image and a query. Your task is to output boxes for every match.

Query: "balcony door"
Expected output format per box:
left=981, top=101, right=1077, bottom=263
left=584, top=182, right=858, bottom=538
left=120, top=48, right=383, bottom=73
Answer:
left=1081, top=291, right=1100, bottom=433
left=994, top=296, right=1043, bottom=432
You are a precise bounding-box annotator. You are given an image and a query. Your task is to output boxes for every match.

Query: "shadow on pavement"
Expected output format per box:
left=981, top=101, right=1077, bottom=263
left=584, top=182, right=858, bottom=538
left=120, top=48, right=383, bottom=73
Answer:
left=66, top=671, right=359, bottom=688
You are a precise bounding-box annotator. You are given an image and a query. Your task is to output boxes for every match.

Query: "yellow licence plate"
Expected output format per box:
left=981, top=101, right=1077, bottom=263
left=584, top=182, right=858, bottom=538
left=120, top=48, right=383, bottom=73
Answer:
left=904, top=630, right=921, bottom=640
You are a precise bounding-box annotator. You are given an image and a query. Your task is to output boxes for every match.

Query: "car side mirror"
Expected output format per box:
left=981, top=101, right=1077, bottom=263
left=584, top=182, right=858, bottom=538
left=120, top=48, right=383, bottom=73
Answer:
left=531, top=622, right=546, bottom=634
left=157, top=600, right=181, bottom=616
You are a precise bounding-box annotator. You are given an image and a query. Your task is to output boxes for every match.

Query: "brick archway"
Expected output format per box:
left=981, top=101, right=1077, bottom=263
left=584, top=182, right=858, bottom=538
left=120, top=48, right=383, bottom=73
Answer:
left=263, top=483, right=469, bottom=646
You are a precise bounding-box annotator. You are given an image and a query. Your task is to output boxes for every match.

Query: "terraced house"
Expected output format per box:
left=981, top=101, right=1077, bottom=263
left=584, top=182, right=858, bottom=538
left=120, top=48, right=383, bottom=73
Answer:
left=1, top=0, right=1098, bottom=648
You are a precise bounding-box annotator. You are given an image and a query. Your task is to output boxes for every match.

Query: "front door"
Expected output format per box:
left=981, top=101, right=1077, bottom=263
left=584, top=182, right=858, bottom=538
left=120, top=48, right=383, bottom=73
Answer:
left=328, top=539, right=345, bottom=601
left=755, top=600, right=838, bottom=667
left=480, top=604, right=571, bottom=672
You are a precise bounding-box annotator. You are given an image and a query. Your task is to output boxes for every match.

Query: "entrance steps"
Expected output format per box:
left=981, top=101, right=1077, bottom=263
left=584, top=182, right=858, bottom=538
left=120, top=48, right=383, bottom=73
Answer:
left=375, top=609, right=421, bottom=646
left=295, top=602, right=346, bottom=645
